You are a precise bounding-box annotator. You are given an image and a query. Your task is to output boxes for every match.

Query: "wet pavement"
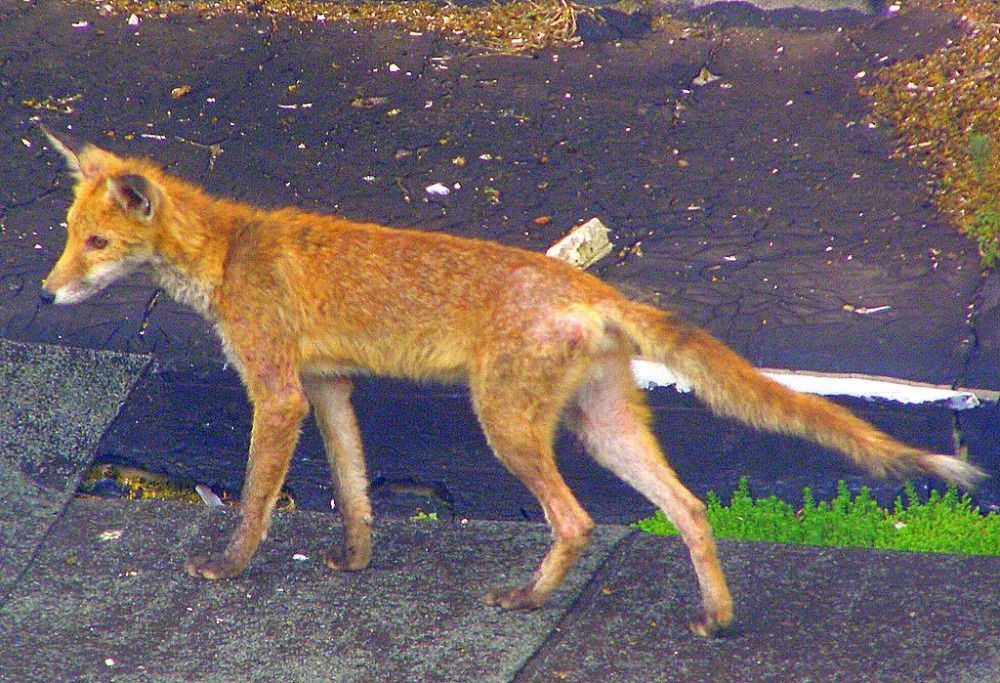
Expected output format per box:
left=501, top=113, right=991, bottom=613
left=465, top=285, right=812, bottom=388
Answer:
left=2, top=0, right=1000, bottom=680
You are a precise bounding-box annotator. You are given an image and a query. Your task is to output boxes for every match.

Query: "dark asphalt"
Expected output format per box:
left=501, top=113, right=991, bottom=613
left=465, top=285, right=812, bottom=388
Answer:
left=2, top=0, right=1000, bottom=680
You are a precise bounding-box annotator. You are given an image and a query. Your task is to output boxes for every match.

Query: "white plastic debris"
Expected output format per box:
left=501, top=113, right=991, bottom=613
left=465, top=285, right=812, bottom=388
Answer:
left=630, top=359, right=991, bottom=410
left=853, top=305, right=892, bottom=315
left=425, top=182, right=451, bottom=197
left=546, top=218, right=613, bottom=269
left=195, top=484, right=225, bottom=507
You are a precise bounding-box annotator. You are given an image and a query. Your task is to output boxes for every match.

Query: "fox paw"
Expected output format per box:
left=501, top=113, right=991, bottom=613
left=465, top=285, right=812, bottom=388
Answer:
left=324, top=547, right=370, bottom=572
left=689, top=608, right=734, bottom=638
left=482, top=585, right=544, bottom=610
left=184, top=554, right=244, bottom=580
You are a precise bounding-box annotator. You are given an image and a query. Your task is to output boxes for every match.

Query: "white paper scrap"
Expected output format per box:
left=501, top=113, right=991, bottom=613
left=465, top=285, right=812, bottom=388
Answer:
left=630, top=359, right=989, bottom=410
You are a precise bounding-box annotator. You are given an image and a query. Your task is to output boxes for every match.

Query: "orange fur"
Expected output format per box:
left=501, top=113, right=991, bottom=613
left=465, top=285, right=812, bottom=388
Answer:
left=40, top=127, right=984, bottom=636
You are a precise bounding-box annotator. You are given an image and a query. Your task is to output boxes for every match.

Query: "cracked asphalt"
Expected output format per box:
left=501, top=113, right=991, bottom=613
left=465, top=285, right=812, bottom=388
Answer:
left=3, top=1, right=985, bottom=378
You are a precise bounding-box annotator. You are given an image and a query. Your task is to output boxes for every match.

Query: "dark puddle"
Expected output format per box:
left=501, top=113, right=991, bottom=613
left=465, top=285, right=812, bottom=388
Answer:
left=90, top=367, right=998, bottom=523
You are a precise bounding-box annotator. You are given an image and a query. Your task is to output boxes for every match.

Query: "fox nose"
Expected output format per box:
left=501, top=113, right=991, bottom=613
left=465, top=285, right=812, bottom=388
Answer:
left=39, top=288, right=56, bottom=305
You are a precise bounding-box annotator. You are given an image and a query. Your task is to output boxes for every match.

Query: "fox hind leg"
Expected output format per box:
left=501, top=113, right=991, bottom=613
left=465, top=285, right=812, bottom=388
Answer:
left=478, top=426, right=595, bottom=608
left=471, top=353, right=596, bottom=609
left=568, top=353, right=734, bottom=636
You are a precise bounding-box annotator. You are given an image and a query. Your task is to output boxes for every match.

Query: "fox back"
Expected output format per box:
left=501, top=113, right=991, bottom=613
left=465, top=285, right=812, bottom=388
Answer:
left=41, top=131, right=634, bottom=383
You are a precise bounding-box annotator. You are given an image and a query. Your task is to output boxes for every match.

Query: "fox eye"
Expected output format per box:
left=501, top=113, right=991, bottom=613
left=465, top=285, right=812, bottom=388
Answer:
left=85, top=235, right=108, bottom=250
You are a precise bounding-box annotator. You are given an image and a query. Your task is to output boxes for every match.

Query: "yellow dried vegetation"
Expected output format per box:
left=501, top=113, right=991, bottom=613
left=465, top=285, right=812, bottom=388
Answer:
left=863, top=0, right=1000, bottom=265
left=84, top=0, right=592, bottom=53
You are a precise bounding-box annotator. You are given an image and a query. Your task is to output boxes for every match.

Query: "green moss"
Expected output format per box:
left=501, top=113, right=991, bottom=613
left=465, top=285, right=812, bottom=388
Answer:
left=79, top=462, right=297, bottom=510
left=966, top=205, right=1000, bottom=270
left=634, top=478, right=1000, bottom=556
left=968, top=132, right=992, bottom=184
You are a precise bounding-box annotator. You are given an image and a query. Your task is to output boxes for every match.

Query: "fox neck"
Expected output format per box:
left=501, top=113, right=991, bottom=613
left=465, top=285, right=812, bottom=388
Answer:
left=144, top=184, right=249, bottom=321
left=150, top=253, right=218, bottom=319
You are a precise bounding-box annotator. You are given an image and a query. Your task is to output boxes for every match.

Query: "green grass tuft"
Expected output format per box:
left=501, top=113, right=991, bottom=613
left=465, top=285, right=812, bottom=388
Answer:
left=634, top=478, right=1000, bottom=555
left=966, top=205, right=1000, bottom=269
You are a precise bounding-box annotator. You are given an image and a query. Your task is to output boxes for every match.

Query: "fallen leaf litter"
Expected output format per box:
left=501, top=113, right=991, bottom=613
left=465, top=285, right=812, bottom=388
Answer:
left=80, top=0, right=591, bottom=53
left=863, top=0, right=1000, bottom=265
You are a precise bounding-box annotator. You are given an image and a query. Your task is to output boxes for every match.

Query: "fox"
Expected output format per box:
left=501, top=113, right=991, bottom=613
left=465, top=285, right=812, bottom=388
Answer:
left=38, top=126, right=984, bottom=637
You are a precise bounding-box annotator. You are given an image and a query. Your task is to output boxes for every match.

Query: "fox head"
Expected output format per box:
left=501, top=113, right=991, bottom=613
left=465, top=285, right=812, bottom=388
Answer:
left=40, top=127, right=164, bottom=305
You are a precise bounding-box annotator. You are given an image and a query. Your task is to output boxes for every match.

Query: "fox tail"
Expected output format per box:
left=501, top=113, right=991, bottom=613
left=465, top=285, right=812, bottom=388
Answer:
left=608, top=301, right=985, bottom=489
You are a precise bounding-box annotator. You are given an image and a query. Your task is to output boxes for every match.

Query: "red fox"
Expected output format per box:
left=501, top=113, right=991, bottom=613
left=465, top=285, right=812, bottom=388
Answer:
left=39, top=126, right=984, bottom=636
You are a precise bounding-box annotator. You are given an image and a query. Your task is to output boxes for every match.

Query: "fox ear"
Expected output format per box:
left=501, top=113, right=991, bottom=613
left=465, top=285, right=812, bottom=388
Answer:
left=39, top=124, right=119, bottom=180
left=108, top=174, right=160, bottom=222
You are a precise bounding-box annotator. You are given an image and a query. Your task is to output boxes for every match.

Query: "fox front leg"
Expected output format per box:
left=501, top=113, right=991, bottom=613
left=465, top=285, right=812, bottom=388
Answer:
left=186, top=381, right=310, bottom=579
